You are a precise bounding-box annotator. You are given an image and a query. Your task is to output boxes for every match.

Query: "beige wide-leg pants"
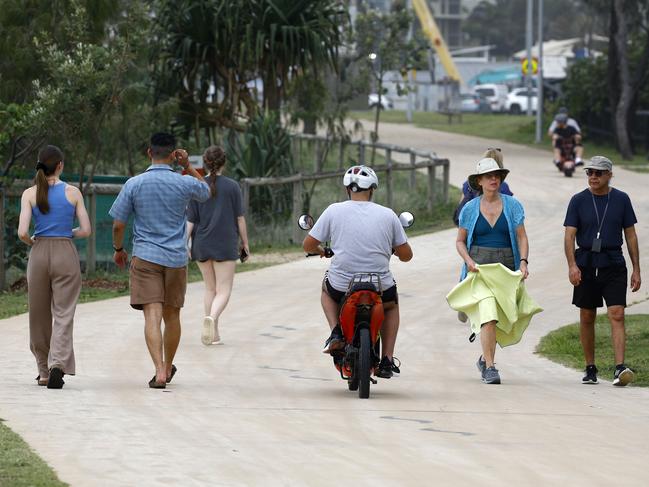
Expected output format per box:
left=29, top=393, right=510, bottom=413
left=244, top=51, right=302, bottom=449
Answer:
left=27, top=238, right=82, bottom=377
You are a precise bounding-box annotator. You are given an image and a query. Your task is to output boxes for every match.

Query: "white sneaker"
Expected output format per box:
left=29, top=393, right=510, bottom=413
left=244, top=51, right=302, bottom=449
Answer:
left=212, top=318, right=221, bottom=344
left=201, top=316, right=215, bottom=345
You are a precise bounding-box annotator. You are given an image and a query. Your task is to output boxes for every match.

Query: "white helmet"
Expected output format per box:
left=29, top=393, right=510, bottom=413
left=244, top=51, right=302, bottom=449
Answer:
left=343, top=165, right=379, bottom=192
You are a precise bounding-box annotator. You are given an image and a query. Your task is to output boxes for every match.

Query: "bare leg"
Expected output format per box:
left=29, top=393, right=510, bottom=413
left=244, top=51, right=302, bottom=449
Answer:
left=143, top=303, right=166, bottom=383
left=607, top=305, right=626, bottom=364
left=380, top=302, right=399, bottom=359
left=162, top=305, right=182, bottom=377
left=321, top=289, right=339, bottom=331
left=575, top=145, right=584, bottom=160
left=553, top=147, right=562, bottom=162
left=579, top=308, right=597, bottom=365
left=208, top=260, right=236, bottom=321
left=197, top=260, right=216, bottom=317
left=480, top=321, right=497, bottom=367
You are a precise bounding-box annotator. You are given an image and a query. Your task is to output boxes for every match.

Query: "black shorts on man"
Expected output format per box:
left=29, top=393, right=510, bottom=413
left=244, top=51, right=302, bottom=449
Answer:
left=572, top=265, right=627, bottom=309
left=324, top=277, right=398, bottom=305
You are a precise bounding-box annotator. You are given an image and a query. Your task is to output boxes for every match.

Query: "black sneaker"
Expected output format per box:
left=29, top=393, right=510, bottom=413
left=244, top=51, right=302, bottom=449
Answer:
left=613, top=364, right=634, bottom=387
left=582, top=365, right=598, bottom=384
left=376, top=356, right=394, bottom=379
left=322, top=325, right=344, bottom=354
left=391, top=357, right=401, bottom=376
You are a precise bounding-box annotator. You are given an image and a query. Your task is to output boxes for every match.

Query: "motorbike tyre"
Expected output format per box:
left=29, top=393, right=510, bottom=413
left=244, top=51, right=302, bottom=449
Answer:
left=564, top=168, right=574, bottom=177
left=358, top=328, right=371, bottom=399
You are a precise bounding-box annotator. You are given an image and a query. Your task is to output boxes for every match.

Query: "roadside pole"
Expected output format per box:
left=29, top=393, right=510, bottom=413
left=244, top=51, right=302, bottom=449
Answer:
left=525, top=0, right=533, bottom=116
left=535, top=0, right=544, bottom=143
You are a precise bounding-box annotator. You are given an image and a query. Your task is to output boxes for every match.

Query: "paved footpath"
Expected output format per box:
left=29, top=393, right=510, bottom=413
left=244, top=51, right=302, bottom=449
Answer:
left=1, top=123, right=648, bottom=487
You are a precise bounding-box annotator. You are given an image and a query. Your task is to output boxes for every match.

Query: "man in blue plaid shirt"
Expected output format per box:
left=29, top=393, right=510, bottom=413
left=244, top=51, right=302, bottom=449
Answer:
left=110, top=132, right=210, bottom=389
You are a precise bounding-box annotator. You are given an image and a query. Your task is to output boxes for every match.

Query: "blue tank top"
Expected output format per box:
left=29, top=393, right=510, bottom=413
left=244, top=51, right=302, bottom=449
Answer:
left=473, top=211, right=511, bottom=248
left=32, top=183, right=75, bottom=238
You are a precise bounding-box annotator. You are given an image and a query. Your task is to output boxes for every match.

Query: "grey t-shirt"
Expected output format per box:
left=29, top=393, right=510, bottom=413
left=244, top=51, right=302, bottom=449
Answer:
left=309, top=200, right=407, bottom=291
left=187, top=175, right=244, bottom=261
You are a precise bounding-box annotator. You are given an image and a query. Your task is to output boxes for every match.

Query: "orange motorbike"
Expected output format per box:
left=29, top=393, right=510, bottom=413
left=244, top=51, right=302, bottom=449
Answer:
left=298, top=211, right=414, bottom=398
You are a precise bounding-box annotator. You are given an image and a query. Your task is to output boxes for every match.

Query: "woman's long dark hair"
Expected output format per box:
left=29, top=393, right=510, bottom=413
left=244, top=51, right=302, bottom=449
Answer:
left=203, top=146, right=226, bottom=198
left=35, top=145, right=64, bottom=214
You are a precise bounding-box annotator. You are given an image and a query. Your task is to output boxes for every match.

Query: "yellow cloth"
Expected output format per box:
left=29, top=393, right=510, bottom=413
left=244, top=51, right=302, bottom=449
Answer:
left=446, top=263, right=543, bottom=347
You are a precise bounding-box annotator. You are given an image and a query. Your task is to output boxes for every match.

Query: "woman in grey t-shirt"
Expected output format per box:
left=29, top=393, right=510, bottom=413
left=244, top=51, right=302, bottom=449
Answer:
left=187, top=146, right=249, bottom=345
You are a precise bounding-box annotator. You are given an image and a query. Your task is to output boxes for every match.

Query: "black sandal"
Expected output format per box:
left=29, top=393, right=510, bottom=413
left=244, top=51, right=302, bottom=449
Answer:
left=148, top=376, right=166, bottom=389
left=166, top=364, right=177, bottom=384
left=47, top=368, right=65, bottom=389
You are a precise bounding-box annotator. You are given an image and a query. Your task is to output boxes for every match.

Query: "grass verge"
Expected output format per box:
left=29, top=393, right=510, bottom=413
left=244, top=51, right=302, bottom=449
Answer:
left=0, top=419, right=68, bottom=487
left=350, top=110, right=649, bottom=170
left=536, top=313, right=649, bottom=386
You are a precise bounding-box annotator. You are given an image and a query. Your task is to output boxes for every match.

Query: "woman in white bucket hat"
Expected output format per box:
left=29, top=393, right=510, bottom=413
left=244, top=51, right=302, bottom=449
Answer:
left=455, top=157, right=530, bottom=384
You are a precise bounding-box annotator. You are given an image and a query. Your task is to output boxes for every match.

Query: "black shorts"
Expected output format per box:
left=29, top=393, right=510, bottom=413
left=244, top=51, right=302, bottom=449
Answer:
left=323, top=277, right=398, bottom=305
left=572, top=265, right=627, bottom=309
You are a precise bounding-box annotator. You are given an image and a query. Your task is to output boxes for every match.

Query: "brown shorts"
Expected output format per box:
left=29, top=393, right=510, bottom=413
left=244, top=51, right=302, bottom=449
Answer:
left=129, top=257, right=187, bottom=310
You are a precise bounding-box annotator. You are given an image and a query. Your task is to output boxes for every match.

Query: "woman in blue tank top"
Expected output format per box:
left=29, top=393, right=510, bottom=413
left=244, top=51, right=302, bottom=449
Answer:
left=18, top=145, right=91, bottom=389
left=455, top=157, right=530, bottom=385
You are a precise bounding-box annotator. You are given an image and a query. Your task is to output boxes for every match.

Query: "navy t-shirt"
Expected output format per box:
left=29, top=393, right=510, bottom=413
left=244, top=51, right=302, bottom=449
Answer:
left=563, top=188, right=637, bottom=268
left=462, top=180, right=513, bottom=200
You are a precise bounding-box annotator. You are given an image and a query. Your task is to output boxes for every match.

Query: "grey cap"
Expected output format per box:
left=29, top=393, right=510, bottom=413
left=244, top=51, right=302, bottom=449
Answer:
left=583, top=156, right=613, bottom=172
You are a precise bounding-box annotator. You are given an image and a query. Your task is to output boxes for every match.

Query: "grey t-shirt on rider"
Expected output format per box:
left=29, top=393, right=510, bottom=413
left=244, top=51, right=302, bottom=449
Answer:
left=309, top=200, right=407, bottom=292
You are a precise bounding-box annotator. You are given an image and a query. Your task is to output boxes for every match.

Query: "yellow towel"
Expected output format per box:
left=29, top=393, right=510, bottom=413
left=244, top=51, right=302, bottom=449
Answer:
left=446, top=263, right=543, bottom=347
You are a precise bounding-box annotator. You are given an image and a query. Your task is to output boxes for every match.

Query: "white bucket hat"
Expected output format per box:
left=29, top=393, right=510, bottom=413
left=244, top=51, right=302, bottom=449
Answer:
left=468, top=157, right=510, bottom=191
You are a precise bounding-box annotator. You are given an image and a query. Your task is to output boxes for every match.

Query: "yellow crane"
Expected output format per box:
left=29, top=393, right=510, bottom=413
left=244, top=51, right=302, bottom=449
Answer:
left=411, top=0, right=463, bottom=84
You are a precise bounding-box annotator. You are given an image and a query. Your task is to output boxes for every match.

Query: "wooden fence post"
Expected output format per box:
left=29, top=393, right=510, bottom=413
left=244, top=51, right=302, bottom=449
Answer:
left=385, top=148, right=393, bottom=209
left=358, top=141, right=365, bottom=166
left=0, top=189, right=5, bottom=291
left=241, top=181, right=250, bottom=217
left=313, top=139, right=321, bottom=173
left=442, top=160, right=450, bottom=203
left=409, top=152, right=417, bottom=189
left=86, top=191, right=96, bottom=274
left=427, top=163, right=436, bottom=212
left=292, top=178, right=304, bottom=244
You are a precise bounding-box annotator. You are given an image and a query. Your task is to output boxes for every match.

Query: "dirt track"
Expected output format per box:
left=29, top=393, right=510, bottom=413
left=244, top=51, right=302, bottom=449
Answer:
left=1, top=122, right=648, bottom=486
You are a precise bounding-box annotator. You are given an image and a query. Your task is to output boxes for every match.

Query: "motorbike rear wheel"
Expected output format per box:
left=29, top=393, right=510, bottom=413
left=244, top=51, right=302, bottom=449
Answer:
left=358, top=328, right=371, bottom=399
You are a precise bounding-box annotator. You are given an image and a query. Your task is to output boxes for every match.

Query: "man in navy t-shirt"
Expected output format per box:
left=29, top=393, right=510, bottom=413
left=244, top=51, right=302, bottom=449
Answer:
left=563, top=156, right=641, bottom=386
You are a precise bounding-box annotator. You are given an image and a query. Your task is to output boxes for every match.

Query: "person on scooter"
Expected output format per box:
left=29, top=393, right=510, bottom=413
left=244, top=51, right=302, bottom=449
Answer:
left=547, top=106, right=581, bottom=136
left=552, top=113, right=583, bottom=169
left=302, top=165, right=413, bottom=379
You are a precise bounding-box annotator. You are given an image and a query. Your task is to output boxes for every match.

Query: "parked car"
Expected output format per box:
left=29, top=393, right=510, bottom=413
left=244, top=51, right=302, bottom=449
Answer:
left=506, top=88, right=538, bottom=114
left=459, top=93, right=492, bottom=113
left=368, top=93, right=393, bottom=110
left=472, top=83, right=509, bottom=112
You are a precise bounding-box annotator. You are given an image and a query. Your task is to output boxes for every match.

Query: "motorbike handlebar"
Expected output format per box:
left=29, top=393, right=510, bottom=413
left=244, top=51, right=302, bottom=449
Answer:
left=305, top=247, right=334, bottom=258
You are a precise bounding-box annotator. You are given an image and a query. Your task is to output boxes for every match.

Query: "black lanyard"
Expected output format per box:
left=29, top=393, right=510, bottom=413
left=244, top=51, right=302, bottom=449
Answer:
left=591, top=190, right=610, bottom=239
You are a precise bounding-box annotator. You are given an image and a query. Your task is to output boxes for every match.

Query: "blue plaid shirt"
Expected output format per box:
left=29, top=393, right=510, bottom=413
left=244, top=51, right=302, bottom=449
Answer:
left=109, top=164, right=210, bottom=267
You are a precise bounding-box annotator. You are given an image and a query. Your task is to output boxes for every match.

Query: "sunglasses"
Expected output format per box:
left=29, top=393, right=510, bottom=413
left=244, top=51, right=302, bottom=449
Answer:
left=586, top=169, right=609, bottom=177
left=487, top=147, right=502, bottom=152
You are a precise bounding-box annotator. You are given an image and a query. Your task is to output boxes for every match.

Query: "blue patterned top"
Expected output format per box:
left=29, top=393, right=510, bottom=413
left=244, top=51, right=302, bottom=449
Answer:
left=109, top=164, right=210, bottom=267
left=458, top=194, right=525, bottom=280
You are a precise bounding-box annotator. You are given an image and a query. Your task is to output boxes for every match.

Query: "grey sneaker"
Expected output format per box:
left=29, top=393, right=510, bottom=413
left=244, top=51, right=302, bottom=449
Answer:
left=613, top=365, right=634, bottom=387
left=476, top=355, right=486, bottom=375
left=482, top=366, right=501, bottom=384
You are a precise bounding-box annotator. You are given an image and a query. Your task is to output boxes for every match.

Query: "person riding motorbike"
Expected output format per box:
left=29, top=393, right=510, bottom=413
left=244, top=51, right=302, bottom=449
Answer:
left=547, top=106, right=581, bottom=136
left=302, top=165, right=413, bottom=379
left=552, top=113, right=583, bottom=169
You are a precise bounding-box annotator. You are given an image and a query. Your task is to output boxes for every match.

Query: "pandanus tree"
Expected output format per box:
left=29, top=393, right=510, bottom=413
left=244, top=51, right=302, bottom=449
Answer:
left=154, top=0, right=346, bottom=136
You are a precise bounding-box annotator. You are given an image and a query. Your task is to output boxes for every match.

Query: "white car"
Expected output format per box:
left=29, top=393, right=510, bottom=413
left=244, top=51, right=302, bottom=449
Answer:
left=368, top=93, right=393, bottom=110
left=472, top=83, right=508, bottom=112
left=506, top=88, right=538, bottom=114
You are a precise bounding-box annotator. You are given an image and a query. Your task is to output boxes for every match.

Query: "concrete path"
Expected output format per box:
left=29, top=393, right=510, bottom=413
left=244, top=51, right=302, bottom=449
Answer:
left=1, top=123, right=648, bottom=487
